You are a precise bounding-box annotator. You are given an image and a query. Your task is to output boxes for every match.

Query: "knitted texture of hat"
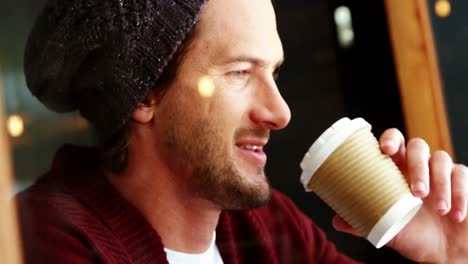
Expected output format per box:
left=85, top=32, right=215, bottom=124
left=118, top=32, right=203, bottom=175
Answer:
left=24, top=0, right=207, bottom=142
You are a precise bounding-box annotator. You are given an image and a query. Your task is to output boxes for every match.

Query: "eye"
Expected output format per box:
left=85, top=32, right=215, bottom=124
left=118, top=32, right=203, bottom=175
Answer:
left=225, top=69, right=251, bottom=87
left=228, top=69, right=250, bottom=79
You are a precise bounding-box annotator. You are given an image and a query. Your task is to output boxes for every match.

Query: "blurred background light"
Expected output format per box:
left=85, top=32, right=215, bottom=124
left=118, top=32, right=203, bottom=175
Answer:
left=198, top=76, right=216, bottom=98
left=7, top=114, right=24, bottom=138
left=435, top=0, right=451, bottom=18
left=335, top=6, right=351, bottom=26
left=334, top=6, right=354, bottom=48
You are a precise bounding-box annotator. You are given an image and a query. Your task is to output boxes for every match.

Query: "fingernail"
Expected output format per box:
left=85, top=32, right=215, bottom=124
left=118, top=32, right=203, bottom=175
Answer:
left=382, top=140, right=395, bottom=151
left=411, top=181, right=426, bottom=196
left=455, top=212, right=464, bottom=223
left=436, top=200, right=448, bottom=215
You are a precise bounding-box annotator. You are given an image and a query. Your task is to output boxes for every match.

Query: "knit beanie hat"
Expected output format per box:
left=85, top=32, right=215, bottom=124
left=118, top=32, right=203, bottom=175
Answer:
left=24, top=0, right=207, bottom=142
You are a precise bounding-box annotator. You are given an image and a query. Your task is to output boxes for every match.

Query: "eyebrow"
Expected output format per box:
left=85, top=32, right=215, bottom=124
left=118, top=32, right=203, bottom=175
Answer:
left=219, top=55, right=285, bottom=69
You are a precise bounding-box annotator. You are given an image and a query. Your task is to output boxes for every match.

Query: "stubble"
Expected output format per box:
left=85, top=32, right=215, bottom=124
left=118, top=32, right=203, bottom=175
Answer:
left=162, top=103, right=271, bottom=210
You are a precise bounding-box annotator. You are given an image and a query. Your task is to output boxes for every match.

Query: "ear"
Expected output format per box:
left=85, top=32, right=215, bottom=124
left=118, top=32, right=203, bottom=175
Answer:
left=131, top=90, right=158, bottom=124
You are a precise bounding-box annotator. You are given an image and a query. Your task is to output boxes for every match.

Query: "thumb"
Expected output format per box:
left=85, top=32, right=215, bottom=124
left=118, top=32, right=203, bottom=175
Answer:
left=332, top=215, right=361, bottom=237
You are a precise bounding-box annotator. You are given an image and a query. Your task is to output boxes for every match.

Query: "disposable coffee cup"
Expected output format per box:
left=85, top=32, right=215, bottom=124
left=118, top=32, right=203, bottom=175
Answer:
left=300, top=117, right=422, bottom=248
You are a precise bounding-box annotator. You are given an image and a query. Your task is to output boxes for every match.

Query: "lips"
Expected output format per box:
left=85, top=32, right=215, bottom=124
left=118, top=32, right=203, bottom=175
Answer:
left=236, top=139, right=268, bottom=165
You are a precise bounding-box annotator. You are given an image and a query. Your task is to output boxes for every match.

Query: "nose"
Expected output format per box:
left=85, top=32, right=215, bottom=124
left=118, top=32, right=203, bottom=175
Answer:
left=249, top=77, right=291, bottom=130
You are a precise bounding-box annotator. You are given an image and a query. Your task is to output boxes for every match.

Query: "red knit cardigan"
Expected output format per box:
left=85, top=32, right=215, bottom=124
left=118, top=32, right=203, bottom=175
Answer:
left=17, top=145, right=359, bottom=264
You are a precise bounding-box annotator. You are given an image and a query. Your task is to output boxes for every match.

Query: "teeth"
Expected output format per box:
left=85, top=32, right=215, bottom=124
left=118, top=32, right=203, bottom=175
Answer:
left=243, top=145, right=261, bottom=151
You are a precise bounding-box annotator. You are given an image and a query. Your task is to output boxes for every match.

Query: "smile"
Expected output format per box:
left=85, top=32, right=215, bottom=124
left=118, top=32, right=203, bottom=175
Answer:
left=240, top=145, right=263, bottom=152
left=236, top=144, right=267, bottom=165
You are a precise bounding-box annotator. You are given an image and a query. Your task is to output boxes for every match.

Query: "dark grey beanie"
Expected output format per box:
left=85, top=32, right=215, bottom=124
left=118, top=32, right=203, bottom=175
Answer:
left=24, top=0, right=207, bottom=142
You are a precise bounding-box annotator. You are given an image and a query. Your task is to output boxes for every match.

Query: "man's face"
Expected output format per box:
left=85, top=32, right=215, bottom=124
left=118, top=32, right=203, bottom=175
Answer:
left=153, top=0, right=290, bottom=210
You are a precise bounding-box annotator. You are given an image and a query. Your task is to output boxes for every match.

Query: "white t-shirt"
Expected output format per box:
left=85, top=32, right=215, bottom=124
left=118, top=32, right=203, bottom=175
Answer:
left=164, top=232, right=224, bottom=264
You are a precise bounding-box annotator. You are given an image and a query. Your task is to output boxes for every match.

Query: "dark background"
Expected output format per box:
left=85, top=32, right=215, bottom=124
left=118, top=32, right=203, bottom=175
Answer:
left=3, top=0, right=463, bottom=263
left=428, top=0, right=468, bottom=165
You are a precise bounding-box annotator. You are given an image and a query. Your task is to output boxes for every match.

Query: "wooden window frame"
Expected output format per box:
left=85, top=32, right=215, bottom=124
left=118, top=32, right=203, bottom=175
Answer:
left=385, top=0, right=454, bottom=156
left=0, top=65, right=22, bottom=264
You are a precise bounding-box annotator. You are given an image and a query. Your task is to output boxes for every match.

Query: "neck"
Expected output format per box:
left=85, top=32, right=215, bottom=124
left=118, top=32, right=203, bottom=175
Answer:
left=106, top=139, right=221, bottom=253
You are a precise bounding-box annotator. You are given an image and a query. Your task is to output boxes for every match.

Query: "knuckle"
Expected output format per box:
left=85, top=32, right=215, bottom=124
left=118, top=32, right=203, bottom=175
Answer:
left=408, top=137, right=429, bottom=150
left=431, top=150, right=452, bottom=164
left=434, top=177, right=450, bottom=190
left=452, top=192, right=465, bottom=203
left=453, top=164, right=468, bottom=179
left=408, top=160, right=427, bottom=173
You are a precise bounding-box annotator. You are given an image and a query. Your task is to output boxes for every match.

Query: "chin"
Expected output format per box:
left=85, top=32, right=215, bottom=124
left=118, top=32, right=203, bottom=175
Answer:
left=218, top=175, right=272, bottom=210
left=191, top=155, right=273, bottom=210
left=244, top=187, right=272, bottom=209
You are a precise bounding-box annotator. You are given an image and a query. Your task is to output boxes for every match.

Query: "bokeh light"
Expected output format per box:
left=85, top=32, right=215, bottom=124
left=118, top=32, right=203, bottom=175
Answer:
left=435, top=0, right=451, bottom=18
left=7, top=115, right=24, bottom=138
left=198, top=76, right=216, bottom=98
left=334, top=6, right=354, bottom=48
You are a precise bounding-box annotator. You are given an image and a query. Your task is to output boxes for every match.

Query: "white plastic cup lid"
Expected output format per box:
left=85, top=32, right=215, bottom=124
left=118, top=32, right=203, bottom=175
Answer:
left=299, top=117, right=371, bottom=191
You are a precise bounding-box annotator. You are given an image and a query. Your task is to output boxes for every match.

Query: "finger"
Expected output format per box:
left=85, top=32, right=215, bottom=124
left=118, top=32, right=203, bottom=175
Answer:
left=407, top=138, right=430, bottom=197
left=450, top=164, right=468, bottom=223
left=429, top=150, right=453, bottom=215
left=380, top=128, right=406, bottom=171
left=380, top=128, right=405, bottom=155
left=331, top=215, right=360, bottom=237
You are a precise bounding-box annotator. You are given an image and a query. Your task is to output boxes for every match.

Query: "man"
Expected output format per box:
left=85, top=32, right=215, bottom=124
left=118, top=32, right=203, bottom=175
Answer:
left=18, top=0, right=468, bottom=263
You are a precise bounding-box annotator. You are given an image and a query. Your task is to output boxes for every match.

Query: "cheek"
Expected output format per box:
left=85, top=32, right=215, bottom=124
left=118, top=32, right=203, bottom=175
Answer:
left=211, top=101, right=251, bottom=154
left=210, top=93, right=247, bottom=125
left=211, top=81, right=252, bottom=116
left=168, top=78, right=252, bottom=139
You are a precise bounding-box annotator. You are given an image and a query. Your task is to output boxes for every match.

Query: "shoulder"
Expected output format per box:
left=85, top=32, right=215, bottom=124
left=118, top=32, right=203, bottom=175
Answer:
left=17, top=179, right=96, bottom=225
left=16, top=178, right=112, bottom=263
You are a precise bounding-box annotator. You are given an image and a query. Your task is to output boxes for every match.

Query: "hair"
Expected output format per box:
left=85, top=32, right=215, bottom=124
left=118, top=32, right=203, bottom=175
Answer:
left=98, top=27, right=199, bottom=174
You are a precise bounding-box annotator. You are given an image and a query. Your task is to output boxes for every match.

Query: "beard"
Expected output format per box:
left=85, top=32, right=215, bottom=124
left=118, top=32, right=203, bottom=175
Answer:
left=161, top=104, right=271, bottom=210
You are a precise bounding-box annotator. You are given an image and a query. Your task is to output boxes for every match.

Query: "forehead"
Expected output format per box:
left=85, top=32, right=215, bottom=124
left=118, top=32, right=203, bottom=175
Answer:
left=190, top=0, right=283, bottom=65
